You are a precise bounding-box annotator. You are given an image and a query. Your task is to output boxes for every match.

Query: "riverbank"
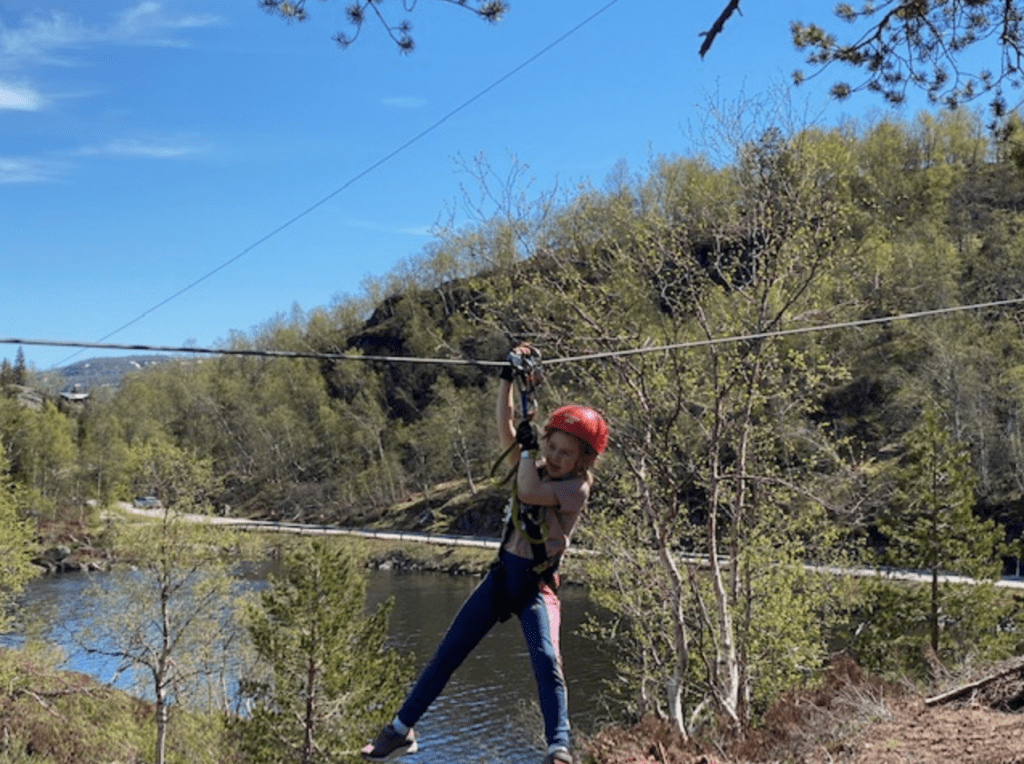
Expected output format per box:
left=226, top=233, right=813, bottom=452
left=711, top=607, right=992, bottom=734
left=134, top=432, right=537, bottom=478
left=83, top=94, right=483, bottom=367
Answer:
left=0, top=644, right=237, bottom=764
left=7, top=547, right=603, bottom=764
left=33, top=483, right=594, bottom=585
left=26, top=496, right=1024, bottom=764
left=16, top=515, right=1024, bottom=764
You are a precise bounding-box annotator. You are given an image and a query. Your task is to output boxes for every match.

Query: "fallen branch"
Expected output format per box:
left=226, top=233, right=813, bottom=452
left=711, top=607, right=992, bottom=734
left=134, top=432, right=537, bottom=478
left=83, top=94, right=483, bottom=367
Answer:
left=924, top=662, right=1024, bottom=707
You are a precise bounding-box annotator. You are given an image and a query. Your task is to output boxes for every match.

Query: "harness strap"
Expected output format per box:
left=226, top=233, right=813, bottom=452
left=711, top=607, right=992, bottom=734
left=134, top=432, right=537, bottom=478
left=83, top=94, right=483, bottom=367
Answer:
left=501, top=491, right=560, bottom=589
left=489, top=441, right=519, bottom=486
left=492, top=348, right=559, bottom=612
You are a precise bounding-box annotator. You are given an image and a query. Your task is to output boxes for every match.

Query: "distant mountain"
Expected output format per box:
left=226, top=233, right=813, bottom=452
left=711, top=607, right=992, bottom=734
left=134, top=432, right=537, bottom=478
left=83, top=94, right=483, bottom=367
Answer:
left=52, top=355, right=177, bottom=390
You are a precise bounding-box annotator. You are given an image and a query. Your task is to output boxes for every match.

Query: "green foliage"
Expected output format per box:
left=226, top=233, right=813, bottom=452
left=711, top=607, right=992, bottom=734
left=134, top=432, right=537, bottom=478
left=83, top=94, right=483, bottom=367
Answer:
left=792, top=1, right=1023, bottom=113
left=578, top=506, right=683, bottom=723
left=860, top=404, right=1017, bottom=673
left=847, top=577, right=1022, bottom=680
left=0, top=454, right=37, bottom=633
left=84, top=518, right=248, bottom=764
left=76, top=440, right=249, bottom=764
left=0, top=348, right=26, bottom=387
left=0, top=398, right=77, bottom=520
left=879, top=405, right=1004, bottom=581
left=13, top=105, right=1024, bottom=734
left=736, top=503, right=847, bottom=720
left=0, top=644, right=243, bottom=764
left=530, top=103, right=862, bottom=732
left=0, top=647, right=152, bottom=764
left=235, top=539, right=412, bottom=764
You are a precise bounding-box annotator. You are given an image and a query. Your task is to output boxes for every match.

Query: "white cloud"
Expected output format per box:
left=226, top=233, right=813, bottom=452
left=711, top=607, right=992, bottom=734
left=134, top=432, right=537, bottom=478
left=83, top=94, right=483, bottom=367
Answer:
left=0, top=3, right=220, bottom=68
left=0, top=3, right=220, bottom=117
left=0, top=12, right=90, bottom=65
left=0, top=4, right=217, bottom=179
left=342, top=219, right=432, bottom=237
left=0, top=81, right=43, bottom=110
left=115, top=2, right=218, bottom=37
left=110, top=2, right=220, bottom=46
left=76, top=138, right=203, bottom=159
left=0, top=156, right=62, bottom=183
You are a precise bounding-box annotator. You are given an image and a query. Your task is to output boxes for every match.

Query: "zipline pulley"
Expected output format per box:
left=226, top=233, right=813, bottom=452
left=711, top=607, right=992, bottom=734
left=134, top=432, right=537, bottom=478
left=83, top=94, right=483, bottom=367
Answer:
left=491, top=345, right=543, bottom=485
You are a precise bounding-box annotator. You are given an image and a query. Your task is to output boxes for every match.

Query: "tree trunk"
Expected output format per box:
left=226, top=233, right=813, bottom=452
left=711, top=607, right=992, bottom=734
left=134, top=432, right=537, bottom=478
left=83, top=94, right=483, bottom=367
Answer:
left=654, top=518, right=691, bottom=740
left=302, top=651, right=317, bottom=764
left=707, top=395, right=741, bottom=726
left=154, top=686, right=168, bottom=764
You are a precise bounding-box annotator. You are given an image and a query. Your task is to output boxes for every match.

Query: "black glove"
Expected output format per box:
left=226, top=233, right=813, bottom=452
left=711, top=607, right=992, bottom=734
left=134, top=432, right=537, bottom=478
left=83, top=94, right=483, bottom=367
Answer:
left=516, top=420, right=539, bottom=452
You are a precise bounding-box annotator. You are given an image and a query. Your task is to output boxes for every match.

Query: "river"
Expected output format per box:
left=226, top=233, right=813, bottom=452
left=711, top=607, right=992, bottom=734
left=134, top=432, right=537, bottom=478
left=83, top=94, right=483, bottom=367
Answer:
left=7, top=566, right=620, bottom=763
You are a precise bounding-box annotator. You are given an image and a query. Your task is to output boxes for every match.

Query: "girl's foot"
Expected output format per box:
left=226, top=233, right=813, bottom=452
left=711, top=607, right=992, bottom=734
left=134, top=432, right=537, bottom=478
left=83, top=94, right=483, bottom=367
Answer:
left=360, top=724, right=418, bottom=761
left=543, top=747, right=572, bottom=764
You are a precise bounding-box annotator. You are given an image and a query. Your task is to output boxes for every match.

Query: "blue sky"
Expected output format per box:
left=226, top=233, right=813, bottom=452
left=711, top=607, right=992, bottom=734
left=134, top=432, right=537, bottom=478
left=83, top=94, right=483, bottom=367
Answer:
left=1, top=1, right=913, bottom=372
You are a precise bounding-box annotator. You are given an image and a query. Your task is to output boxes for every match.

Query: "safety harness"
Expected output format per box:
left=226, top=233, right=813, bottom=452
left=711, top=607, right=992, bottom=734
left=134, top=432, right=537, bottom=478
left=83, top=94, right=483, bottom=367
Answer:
left=490, top=348, right=562, bottom=620
left=501, top=489, right=560, bottom=587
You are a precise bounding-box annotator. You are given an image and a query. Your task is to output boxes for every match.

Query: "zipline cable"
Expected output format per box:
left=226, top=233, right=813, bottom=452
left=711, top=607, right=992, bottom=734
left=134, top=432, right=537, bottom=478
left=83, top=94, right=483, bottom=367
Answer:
left=49, top=0, right=627, bottom=370
left=8, top=294, right=1024, bottom=369
left=9, top=337, right=503, bottom=367
left=554, top=295, right=1024, bottom=365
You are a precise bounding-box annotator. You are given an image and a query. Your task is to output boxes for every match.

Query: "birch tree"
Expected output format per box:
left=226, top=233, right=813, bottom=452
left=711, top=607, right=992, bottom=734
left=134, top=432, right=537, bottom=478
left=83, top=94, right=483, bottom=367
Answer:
left=76, top=440, right=247, bottom=764
left=487, top=100, right=859, bottom=733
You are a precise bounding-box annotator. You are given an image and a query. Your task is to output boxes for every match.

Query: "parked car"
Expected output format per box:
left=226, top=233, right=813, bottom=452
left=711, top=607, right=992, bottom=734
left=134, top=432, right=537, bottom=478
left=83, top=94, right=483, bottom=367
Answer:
left=133, top=495, right=163, bottom=509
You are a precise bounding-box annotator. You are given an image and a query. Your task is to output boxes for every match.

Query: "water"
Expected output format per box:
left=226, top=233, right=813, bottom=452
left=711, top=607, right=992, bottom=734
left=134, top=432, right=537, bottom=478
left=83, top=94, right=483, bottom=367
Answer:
left=367, top=570, right=616, bottom=762
left=8, top=567, right=618, bottom=764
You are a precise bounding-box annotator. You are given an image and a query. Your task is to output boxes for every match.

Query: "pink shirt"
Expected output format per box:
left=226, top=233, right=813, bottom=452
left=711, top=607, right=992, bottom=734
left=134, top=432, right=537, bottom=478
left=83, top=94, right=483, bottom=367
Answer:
left=503, top=471, right=591, bottom=561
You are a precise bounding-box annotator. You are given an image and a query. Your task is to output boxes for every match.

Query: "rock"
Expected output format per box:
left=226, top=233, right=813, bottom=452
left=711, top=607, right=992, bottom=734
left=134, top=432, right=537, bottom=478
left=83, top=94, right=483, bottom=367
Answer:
left=47, top=545, right=72, bottom=562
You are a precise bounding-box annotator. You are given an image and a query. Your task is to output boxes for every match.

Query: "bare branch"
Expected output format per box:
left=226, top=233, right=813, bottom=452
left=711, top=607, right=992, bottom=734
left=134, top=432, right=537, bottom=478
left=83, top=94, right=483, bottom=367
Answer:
left=263, top=0, right=508, bottom=53
left=699, top=0, right=744, bottom=60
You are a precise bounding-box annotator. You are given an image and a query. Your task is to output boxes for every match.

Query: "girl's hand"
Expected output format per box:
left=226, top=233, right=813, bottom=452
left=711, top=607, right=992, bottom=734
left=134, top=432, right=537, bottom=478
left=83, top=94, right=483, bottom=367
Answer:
left=515, top=420, right=539, bottom=451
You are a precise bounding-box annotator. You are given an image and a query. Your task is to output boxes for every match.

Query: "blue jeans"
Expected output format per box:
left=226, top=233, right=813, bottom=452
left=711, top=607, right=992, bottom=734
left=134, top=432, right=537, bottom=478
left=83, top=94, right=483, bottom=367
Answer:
left=397, top=549, right=569, bottom=749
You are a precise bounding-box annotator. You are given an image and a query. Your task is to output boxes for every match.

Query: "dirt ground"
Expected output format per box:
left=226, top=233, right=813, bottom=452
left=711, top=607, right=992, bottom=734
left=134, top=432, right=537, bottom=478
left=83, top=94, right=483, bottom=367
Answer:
left=810, top=701, right=1024, bottom=764
left=582, top=656, right=1024, bottom=764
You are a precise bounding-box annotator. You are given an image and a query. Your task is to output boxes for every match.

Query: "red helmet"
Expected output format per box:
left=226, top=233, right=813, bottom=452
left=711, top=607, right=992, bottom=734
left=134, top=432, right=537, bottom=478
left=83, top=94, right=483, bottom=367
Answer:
left=545, top=405, right=608, bottom=455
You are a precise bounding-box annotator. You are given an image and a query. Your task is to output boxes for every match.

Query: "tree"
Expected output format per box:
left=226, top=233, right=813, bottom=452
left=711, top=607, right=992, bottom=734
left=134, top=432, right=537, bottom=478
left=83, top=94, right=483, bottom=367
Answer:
left=791, top=0, right=1024, bottom=115
left=870, top=404, right=1011, bottom=662
left=0, top=453, right=37, bottom=633
left=0, top=398, right=78, bottom=520
left=76, top=439, right=246, bottom=764
left=261, top=0, right=1024, bottom=117
left=259, top=0, right=506, bottom=53
left=236, top=539, right=412, bottom=764
left=464, top=92, right=860, bottom=734
left=78, top=387, right=133, bottom=505
left=12, top=347, right=26, bottom=387
left=403, top=375, right=491, bottom=496
left=703, top=2, right=1024, bottom=116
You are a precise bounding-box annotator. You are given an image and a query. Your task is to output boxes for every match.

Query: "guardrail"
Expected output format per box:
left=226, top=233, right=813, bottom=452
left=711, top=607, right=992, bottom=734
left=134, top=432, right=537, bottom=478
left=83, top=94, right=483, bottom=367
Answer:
left=115, top=504, right=1024, bottom=589
left=226, top=519, right=501, bottom=550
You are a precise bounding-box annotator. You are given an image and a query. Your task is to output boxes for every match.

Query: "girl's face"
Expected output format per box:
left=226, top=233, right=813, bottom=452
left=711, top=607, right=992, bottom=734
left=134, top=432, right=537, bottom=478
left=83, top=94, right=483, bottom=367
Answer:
left=543, top=430, right=584, bottom=479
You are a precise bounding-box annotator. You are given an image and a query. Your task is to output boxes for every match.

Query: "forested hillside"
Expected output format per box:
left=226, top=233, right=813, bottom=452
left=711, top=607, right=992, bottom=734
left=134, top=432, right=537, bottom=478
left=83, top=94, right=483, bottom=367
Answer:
left=5, top=107, right=1024, bottom=735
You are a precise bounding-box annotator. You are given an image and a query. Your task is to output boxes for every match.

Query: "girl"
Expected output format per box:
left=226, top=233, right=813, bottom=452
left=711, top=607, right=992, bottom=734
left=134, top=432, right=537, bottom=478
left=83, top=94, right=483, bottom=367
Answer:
left=361, top=346, right=607, bottom=764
